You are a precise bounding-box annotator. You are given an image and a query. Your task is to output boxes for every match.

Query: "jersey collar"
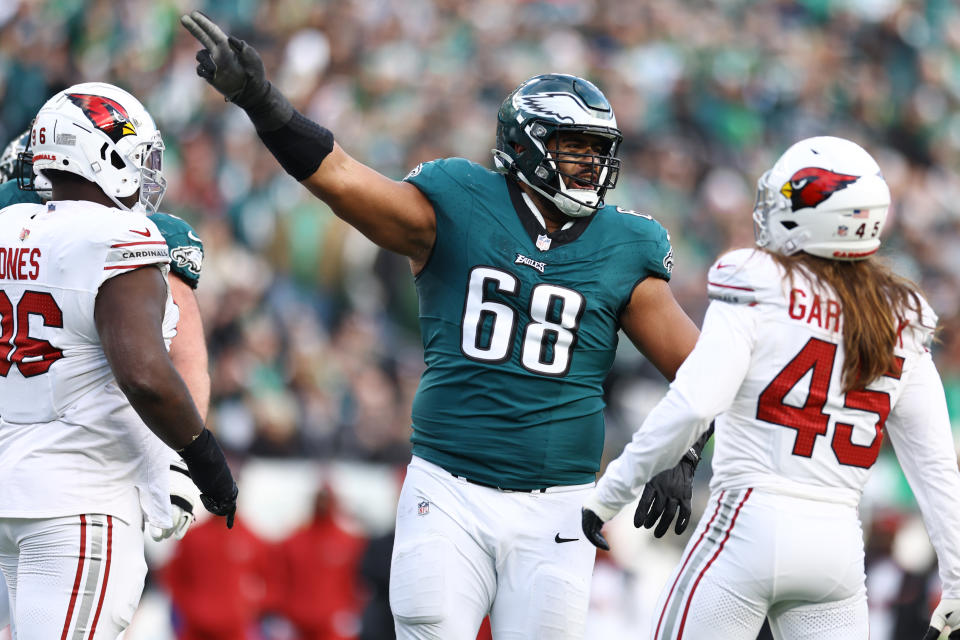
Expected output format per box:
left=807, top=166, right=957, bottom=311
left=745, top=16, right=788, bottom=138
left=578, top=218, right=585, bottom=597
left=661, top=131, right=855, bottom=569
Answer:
left=505, top=177, right=596, bottom=251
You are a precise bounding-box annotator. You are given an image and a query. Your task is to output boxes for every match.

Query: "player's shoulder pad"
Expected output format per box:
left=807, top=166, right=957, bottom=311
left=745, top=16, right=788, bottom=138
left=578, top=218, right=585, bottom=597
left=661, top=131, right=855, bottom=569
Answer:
left=0, top=201, right=44, bottom=218
left=707, top=248, right=782, bottom=305
left=602, top=204, right=674, bottom=276
left=148, top=212, right=203, bottom=287
left=403, top=157, right=496, bottom=191
left=101, top=211, right=169, bottom=272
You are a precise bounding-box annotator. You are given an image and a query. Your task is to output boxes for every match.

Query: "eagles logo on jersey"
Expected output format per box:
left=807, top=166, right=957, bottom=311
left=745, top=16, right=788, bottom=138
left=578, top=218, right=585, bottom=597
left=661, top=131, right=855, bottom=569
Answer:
left=170, top=245, right=202, bottom=277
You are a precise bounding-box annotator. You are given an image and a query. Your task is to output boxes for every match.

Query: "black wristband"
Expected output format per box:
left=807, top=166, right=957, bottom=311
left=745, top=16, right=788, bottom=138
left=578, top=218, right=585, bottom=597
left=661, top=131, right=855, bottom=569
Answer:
left=257, top=111, right=335, bottom=181
left=242, top=81, right=294, bottom=132
left=178, top=429, right=235, bottom=500
left=685, top=422, right=716, bottom=465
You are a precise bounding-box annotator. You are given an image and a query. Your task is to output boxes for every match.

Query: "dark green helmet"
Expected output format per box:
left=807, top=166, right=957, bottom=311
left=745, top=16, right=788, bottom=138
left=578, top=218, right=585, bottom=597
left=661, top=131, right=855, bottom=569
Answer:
left=493, top=73, right=622, bottom=217
left=0, top=128, right=51, bottom=198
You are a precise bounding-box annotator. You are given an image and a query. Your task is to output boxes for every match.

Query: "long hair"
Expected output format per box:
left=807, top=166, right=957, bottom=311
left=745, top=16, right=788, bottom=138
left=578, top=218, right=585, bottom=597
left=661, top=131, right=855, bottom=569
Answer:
left=767, top=250, right=926, bottom=393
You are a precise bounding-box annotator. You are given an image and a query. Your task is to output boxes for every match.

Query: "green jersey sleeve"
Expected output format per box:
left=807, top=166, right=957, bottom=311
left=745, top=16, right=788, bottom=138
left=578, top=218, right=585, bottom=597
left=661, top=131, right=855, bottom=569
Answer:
left=607, top=205, right=674, bottom=287
left=148, top=212, right=203, bottom=288
left=403, top=157, right=483, bottom=220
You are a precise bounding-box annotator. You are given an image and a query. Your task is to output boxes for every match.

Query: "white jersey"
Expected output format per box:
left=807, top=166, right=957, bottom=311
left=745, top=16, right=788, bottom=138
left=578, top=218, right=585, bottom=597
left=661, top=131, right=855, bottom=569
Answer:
left=587, top=248, right=960, bottom=596
left=0, top=199, right=178, bottom=528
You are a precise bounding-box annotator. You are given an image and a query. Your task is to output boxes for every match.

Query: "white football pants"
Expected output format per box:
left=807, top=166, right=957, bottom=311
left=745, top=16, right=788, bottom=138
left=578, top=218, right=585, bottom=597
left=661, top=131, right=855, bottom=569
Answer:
left=0, top=514, right=147, bottom=640
left=0, top=570, right=8, bottom=628
left=390, top=456, right=596, bottom=640
left=652, top=488, right=869, bottom=640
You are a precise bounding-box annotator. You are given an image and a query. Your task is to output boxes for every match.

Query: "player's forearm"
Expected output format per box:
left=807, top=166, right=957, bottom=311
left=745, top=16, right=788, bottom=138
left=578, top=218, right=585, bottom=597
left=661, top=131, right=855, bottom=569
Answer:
left=119, top=366, right=206, bottom=451
left=588, top=388, right=712, bottom=522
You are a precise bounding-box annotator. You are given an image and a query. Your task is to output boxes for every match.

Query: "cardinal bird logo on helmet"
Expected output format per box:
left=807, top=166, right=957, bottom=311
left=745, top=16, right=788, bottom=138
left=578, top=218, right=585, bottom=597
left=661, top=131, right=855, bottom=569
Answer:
left=66, top=94, right=137, bottom=143
left=781, top=168, right=859, bottom=211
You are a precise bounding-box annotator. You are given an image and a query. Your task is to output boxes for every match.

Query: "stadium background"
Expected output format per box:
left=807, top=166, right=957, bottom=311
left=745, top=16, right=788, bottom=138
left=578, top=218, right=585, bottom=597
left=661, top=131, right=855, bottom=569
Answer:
left=2, top=0, right=960, bottom=638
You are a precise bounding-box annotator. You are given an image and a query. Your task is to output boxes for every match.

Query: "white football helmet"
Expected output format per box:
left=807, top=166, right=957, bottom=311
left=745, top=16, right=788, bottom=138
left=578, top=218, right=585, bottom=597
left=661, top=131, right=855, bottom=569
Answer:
left=753, top=136, right=890, bottom=260
left=30, top=82, right=166, bottom=213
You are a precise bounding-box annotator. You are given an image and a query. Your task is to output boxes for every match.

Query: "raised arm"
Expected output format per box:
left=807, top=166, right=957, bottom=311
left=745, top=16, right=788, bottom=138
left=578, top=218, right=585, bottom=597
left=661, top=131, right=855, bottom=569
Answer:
left=180, top=11, right=435, bottom=263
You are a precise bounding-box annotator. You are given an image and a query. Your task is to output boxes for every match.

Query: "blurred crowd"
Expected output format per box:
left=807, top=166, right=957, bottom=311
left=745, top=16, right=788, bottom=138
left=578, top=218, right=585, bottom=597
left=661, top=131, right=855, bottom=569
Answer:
left=2, top=0, right=959, bottom=638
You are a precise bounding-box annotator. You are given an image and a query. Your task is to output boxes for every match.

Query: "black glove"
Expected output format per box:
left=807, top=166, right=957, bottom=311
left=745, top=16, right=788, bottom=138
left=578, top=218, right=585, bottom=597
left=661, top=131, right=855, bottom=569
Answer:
left=581, top=508, right=610, bottom=551
left=179, top=429, right=238, bottom=529
left=180, top=10, right=292, bottom=131
left=635, top=423, right=714, bottom=538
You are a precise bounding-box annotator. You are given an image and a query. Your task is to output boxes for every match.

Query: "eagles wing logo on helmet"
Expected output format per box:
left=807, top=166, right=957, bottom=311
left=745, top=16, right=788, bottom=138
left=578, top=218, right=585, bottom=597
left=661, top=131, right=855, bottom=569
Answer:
left=516, top=92, right=588, bottom=124
left=781, top=168, right=859, bottom=212
left=66, top=94, right=137, bottom=143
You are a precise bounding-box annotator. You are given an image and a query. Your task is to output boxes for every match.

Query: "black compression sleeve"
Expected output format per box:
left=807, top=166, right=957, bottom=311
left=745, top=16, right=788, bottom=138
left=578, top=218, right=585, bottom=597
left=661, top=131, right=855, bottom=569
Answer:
left=257, top=111, right=335, bottom=181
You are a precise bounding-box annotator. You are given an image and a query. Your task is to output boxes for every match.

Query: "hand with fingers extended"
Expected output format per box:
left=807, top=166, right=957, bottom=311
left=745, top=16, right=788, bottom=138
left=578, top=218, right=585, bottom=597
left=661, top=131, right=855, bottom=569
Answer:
left=635, top=422, right=713, bottom=538
left=180, top=10, right=291, bottom=131
left=582, top=508, right=610, bottom=551
left=634, top=457, right=694, bottom=538
left=921, top=599, right=960, bottom=640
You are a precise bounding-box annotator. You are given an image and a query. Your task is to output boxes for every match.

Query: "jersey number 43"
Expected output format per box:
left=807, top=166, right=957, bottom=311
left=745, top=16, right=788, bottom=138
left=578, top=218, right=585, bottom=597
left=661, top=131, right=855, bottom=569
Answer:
left=460, top=266, right=585, bottom=377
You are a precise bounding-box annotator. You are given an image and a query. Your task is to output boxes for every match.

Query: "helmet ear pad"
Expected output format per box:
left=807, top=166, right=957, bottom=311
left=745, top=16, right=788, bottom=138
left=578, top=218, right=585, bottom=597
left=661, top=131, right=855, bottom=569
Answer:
left=753, top=136, right=891, bottom=261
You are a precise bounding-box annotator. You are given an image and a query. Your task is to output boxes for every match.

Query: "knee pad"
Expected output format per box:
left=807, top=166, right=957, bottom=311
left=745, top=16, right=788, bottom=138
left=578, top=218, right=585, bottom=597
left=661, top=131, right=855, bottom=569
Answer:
left=389, top=535, right=451, bottom=625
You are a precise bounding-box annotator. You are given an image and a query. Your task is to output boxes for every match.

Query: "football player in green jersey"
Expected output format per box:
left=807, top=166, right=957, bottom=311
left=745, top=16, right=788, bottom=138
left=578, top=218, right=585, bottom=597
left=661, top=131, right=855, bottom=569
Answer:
left=183, top=11, right=710, bottom=639
left=0, top=128, right=210, bottom=540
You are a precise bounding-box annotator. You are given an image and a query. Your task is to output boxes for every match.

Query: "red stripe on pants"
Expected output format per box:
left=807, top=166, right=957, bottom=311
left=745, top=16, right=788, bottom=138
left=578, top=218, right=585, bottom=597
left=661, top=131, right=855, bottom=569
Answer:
left=676, top=488, right=753, bottom=639
left=60, top=515, right=87, bottom=640
left=654, top=491, right=726, bottom=640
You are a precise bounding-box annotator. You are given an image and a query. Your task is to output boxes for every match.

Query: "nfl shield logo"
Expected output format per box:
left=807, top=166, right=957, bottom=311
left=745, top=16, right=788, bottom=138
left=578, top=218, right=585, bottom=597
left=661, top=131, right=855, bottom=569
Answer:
left=536, top=234, right=552, bottom=251
left=417, top=501, right=430, bottom=516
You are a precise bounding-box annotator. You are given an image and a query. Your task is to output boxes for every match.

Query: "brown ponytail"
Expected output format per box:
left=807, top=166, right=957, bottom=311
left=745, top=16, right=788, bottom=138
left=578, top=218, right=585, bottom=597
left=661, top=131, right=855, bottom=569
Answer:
left=767, top=250, right=926, bottom=393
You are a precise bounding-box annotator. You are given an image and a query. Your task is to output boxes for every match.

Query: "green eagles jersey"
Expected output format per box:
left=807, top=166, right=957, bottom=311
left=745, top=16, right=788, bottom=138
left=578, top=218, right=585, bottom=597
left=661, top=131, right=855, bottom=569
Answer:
left=405, top=158, right=673, bottom=489
left=0, top=180, right=41, bottom=210
left=147, top=212, right=203, bottom=289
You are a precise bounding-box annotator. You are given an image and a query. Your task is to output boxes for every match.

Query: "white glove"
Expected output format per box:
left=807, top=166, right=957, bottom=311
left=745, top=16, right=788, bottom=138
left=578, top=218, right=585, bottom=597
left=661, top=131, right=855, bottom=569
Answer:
left=924, top=599, right=960, bottom=639
left=149, top=459, right=201, bottom=542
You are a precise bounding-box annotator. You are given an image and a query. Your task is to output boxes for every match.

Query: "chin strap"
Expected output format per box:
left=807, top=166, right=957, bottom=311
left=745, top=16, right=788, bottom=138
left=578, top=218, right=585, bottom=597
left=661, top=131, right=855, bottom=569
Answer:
left=490, top=148, right=600, bottom=218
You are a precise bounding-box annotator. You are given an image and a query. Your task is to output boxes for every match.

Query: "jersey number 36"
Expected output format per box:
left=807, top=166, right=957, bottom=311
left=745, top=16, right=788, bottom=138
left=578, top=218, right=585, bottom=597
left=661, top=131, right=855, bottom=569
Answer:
left=461, top=267, right=585, bottom=377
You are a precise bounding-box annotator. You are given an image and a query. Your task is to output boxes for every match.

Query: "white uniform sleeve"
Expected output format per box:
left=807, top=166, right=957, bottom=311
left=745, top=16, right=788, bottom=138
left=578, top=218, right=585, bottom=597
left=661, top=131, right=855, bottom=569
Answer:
left=98, top=216, right=170, bottom=289
left=885, top=353, right=960, bottom=597
left=584, top=300, right=759, bottom=522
